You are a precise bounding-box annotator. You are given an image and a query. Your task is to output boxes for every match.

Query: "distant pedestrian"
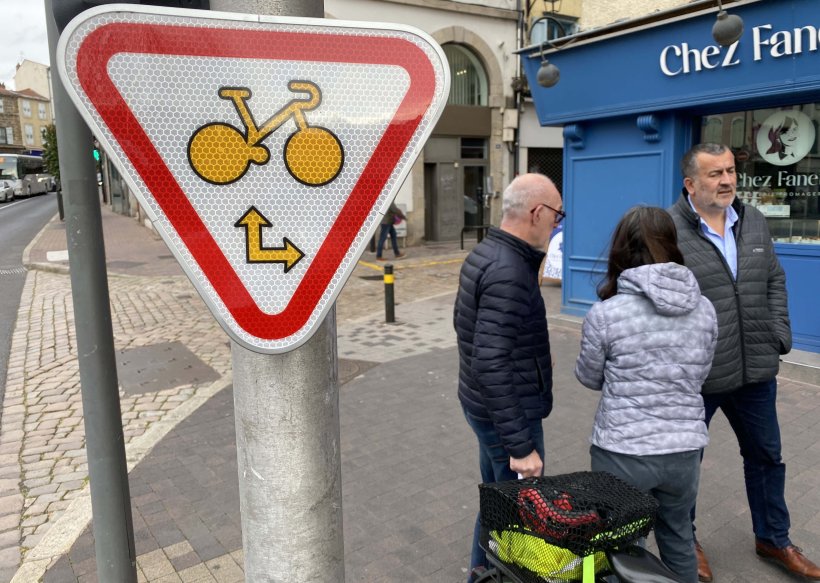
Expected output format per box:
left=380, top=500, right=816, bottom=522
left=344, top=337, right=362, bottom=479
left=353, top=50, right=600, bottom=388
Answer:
left=376, top=202, right=406, bottom=260
left=454, top=173, right=563, bottom=582
left=669, top=143, right=820, bottom=582
left=575, top=206, right=717, bottom=583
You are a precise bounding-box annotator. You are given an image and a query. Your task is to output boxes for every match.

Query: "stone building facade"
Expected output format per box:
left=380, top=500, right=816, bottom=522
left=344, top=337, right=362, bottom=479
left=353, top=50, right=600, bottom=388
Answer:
left=15, top=89, right=52, bottom=153
left=0, top=86, right=23, bottom=152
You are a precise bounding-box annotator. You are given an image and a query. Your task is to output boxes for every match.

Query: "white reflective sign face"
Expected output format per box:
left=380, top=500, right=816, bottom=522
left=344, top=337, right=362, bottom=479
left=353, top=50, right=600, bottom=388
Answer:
left=58, top=6, right=449, bottom=353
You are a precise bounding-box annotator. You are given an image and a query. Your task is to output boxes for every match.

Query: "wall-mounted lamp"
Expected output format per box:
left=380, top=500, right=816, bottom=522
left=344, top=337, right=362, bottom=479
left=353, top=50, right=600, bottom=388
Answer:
left=712, top=0, right=744, bottom=46
left=536, top=43, right=560, bottom=88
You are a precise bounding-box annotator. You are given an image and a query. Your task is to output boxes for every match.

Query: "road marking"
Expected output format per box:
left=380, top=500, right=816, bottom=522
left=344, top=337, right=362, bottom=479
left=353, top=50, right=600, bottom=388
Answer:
left=358, top=257, right=463, bottom=272
left=46, top=250, right=69, bottom=262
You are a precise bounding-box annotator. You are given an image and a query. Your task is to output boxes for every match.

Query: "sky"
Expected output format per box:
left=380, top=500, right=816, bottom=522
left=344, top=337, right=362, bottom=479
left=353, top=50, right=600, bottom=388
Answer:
left=3, top=1, right=50, bottom=89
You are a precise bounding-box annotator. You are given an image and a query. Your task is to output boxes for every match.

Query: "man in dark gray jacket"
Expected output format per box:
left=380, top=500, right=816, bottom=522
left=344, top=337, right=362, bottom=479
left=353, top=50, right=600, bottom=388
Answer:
left=669, top=143, right=819, bottom=582
left=454, top=173, right=562, bottom=582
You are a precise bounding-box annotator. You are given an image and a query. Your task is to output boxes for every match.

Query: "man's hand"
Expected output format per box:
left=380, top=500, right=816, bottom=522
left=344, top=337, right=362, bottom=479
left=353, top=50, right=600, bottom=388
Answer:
left=510, top=450, right=543, bottom=478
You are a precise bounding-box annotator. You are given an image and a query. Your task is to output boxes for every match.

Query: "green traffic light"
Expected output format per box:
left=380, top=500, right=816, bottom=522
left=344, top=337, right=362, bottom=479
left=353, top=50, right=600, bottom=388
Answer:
left=93, top=149, right=100, bottom=161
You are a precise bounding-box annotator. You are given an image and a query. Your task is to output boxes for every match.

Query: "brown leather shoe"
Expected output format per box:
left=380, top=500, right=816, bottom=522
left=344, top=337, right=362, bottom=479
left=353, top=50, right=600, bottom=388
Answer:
left=695, top=541, right=713, bottom=582
left=756, top=540, right=820, bottom=580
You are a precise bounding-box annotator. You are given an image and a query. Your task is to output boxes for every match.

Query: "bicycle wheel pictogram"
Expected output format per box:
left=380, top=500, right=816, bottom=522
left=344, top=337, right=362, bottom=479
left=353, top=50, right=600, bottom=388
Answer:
left=188, top=122, right=270, bottom=185
left=187, top=81, right=343, bottom=186
left=284, top=126, right=343, bottom=186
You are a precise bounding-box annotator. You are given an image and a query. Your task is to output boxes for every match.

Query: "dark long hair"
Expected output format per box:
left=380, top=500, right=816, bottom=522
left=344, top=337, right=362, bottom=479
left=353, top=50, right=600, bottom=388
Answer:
left=597, top=206, right=685, bottom=300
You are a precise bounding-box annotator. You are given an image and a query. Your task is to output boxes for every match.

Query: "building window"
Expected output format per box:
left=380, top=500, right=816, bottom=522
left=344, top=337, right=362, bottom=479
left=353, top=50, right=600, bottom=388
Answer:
left=529, top=15, right=578, bottom=44
left=443, top=44, right=488, bottom=107
left=25, top=124, right=34, bottom=145
left=22, top=100, right=31, bottom=117
left=699, top=103, right=820, bottom=245
left=461, top=138, right=486, bottom=159
left=0, top=99, right=4, bottom=114
left=0, top=127, right=11, bottom=144
left=38, top=103, right=46, bottom=120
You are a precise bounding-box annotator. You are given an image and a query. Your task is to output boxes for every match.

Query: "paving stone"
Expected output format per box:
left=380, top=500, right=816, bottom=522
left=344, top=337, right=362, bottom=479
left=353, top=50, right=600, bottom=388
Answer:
left=6, top=210, right=819, bottom=583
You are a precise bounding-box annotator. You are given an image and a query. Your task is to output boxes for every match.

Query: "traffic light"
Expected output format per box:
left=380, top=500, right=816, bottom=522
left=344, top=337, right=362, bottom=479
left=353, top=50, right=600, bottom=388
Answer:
left=93, top=147, right=100, bottom=162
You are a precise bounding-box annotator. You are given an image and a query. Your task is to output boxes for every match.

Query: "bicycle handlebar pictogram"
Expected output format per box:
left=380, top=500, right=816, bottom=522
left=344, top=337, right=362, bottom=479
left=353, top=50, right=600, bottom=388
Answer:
left=187, top=80, right=344, bottom=186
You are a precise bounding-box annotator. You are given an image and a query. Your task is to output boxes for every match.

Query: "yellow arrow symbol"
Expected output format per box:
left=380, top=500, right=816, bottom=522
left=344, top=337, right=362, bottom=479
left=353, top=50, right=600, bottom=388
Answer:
left=235, top=206, right=305, bottom=272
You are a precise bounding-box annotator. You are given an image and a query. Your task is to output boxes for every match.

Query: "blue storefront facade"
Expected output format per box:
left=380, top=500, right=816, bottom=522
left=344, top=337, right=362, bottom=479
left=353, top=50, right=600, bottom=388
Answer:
left=521, top=0, right=820, bottom=353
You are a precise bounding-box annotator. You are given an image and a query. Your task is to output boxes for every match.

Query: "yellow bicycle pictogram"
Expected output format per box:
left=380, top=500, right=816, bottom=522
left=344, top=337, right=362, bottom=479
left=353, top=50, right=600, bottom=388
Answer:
left=187, top=80, right=344, bottom=186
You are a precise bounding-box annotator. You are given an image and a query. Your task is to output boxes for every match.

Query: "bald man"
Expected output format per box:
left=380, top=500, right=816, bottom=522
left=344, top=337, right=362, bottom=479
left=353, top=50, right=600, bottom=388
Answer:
left=454, top=173, right=565, bottom=581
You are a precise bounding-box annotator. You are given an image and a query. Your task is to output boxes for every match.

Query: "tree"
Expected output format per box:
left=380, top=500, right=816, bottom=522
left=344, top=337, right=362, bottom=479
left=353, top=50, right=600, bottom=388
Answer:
left=42, top=124, right=60, bottom=181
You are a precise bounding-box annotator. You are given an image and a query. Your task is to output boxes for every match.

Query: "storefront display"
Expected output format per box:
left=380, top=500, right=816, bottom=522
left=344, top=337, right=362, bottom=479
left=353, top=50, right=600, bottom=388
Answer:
left=702, top=104, right=820, bottom=246
left=521, top=0, right=820, bottom=352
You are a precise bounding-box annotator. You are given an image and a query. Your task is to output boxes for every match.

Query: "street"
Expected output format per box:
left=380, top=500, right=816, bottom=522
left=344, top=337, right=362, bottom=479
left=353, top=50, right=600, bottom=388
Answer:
left=0, top=194, right=60, bottom=401
left=0, top=208, right=817, bottom=582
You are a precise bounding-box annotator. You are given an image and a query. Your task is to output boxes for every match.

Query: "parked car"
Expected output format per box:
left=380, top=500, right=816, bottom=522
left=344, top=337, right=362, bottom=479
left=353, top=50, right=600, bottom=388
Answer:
left=0, top=179, right=14, bottom=202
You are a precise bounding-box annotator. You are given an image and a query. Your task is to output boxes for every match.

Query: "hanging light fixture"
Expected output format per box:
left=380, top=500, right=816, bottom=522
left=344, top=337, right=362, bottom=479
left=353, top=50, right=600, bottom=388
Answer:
left=712, top=0, right=744, bottom=46
left=536, top=43, right=560, bottom=88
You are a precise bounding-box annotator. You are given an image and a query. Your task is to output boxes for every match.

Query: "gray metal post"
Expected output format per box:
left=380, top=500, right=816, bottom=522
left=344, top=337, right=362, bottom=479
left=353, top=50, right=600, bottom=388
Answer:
left=44, top=1, right=137, bottom=581
left=211, top=0, right=344, bottom=581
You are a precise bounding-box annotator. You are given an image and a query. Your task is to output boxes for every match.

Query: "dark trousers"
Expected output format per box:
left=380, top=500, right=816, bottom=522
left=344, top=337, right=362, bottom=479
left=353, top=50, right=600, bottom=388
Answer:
left=376, top=224, right=399, bottom=258
left=591, top=445, right=701, bottom=583
left=462, top=407, right=545, bottom=582
left=696, top=378, right=791, bottom=548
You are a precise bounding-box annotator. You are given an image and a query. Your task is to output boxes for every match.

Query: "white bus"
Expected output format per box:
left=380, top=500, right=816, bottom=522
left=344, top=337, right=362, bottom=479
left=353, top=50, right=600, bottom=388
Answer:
left=0, top=153, right=56, bottom=197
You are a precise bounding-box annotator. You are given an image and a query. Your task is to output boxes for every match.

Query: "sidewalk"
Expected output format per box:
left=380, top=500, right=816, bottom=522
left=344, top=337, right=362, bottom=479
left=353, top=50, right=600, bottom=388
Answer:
left=2, top=207, right=819, bottom=582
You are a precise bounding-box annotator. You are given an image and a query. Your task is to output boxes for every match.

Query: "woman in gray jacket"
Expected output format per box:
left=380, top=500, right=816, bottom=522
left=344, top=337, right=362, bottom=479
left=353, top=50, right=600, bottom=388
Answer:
left=575, top=207, right=718, bottom=583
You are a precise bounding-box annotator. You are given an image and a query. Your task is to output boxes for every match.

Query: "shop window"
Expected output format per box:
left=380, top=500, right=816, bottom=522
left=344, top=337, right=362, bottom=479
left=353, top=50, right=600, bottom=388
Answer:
left=730, top=117, right=744, bottom=149
left=442, top=44, right=488, bottom=107
left=698, top=104, right=820, bottom=246
left=702, top=116, right=723, bottom=143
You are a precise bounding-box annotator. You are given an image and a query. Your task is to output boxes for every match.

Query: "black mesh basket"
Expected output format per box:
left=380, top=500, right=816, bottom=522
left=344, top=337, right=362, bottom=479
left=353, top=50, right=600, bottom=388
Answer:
left=479, top=471, right=658, bottom=583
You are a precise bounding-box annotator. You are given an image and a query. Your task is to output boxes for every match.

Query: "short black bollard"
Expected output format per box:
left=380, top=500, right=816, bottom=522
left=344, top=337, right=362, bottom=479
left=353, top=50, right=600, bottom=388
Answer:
left=384, top=264, right=395, bottom=323
left=57, top=190, right=65, bottom=221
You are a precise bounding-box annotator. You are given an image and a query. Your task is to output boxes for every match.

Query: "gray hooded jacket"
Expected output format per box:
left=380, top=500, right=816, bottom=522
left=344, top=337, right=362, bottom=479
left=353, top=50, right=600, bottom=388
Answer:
left=575, top=263, right=718, bottom=456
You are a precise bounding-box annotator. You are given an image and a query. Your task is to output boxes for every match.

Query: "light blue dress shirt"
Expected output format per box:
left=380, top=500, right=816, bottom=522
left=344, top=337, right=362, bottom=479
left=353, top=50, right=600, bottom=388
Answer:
left=688, top=196, right=738, bottom=280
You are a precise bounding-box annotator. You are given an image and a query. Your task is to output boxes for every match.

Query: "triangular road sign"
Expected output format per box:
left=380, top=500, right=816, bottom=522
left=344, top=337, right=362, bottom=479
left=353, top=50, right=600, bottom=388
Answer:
left=58, top=5, right=449, bottom=354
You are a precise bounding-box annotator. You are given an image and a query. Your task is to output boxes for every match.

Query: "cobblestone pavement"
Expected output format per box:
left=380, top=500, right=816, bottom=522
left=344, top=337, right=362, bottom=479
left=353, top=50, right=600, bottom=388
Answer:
left=1, top=209, right=474, bottom=582
left=3, top=208, right=819, bottom=582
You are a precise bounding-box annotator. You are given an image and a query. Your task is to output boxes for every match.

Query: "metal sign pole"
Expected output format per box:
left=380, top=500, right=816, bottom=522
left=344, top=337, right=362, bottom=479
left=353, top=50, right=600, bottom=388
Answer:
left=44, top=1, right=137, bottom=581
left=211, top=1, right=344, bottom=580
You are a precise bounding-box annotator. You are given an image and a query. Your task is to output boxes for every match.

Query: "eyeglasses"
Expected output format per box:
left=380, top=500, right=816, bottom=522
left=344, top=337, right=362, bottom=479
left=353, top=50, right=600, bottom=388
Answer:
left=530, top=203, right=566, bottom=224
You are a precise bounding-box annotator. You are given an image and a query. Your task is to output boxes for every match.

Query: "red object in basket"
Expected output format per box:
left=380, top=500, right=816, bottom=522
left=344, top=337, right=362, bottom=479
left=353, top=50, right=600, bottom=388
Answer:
left=517, top=488, right=601, bottom=540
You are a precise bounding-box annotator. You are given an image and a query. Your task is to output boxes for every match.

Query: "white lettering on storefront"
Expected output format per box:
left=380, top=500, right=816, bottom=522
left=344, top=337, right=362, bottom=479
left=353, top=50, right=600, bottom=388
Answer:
left=660, top=42, right=739, bottom=76
left=739, top=172, right=820, bottom=189
left=754, top=24, right=820, bottom=61
left=659, top=21, right=820, bottom=77
left=777, top=171, right=820, bottom=187
left=738, top=172, right=772, bottom=188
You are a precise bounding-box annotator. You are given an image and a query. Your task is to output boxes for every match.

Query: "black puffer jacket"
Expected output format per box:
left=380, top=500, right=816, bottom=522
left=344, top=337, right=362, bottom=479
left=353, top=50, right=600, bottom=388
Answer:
left=454, top=227, right=553, bottom=458
left=669, top=194, right=791, bottom=394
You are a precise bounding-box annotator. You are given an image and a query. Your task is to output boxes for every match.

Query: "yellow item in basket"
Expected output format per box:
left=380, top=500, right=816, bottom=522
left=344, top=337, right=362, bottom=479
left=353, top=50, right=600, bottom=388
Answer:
left=490, top=530, right=608, bottom=581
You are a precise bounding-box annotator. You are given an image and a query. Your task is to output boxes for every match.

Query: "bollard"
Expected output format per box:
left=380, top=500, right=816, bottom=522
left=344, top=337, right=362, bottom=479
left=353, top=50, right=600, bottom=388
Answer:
left=384, top=264, right=395, bottom=323
left=57, top=190, right=65, bottom=221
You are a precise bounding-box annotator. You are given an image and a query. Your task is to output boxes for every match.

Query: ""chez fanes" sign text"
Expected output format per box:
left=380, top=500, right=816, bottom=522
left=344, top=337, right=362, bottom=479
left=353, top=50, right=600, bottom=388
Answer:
left=660, top=22, right=820, bottom=77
